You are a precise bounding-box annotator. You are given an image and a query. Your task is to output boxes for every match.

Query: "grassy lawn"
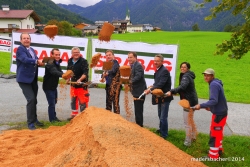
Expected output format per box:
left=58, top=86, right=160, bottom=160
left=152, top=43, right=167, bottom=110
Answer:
left=0, top=52, right=11, bottom=74
left=150, top=128, right=250, bottom=167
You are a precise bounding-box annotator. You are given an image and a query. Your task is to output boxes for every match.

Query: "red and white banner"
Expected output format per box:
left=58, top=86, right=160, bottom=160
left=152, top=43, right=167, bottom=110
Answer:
left=91, top=39, right=178, bottom=88
left=10, top=32, right=88, bottom=76
left=0, top=36, right=11, bottom=52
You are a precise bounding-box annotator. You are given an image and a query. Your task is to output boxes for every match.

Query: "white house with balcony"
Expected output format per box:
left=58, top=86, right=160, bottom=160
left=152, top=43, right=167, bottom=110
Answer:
left=0, top=5, right=40, bottom=37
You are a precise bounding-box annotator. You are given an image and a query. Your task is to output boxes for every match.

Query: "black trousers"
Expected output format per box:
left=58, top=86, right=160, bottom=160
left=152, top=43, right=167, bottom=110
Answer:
left=134, top=96, right=145, bottom=127
left=18, top=79, right=38, bottom=125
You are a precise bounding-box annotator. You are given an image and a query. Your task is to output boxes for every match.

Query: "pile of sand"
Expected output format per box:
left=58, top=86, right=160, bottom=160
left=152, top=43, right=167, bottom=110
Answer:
left=0, top=107, right=206, bottom=167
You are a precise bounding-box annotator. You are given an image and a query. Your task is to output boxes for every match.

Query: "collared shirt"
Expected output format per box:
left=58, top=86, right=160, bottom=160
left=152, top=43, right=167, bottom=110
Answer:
left=27, top=47, right=35, bottom=59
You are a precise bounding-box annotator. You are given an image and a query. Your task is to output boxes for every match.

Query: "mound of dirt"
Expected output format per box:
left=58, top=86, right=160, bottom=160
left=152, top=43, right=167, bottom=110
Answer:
left=0, top=107, right=206, bottom=167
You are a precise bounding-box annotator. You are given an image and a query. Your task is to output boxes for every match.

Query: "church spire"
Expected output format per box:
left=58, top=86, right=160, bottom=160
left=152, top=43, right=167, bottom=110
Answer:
left=125, top=7, right=130, bottom=21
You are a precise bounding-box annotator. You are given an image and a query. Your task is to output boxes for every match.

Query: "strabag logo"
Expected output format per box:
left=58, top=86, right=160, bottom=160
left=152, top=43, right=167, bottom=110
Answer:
left=0, top=38, right=11, bottom=47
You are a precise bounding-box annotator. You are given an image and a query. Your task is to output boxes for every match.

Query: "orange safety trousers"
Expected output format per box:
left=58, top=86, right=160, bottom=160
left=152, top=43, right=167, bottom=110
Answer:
left=208, top=114, right=227, bottom=159
left=70, top=87, right=89, bottom=117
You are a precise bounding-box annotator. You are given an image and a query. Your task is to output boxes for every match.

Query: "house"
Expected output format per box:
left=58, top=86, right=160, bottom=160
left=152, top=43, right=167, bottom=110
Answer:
left=35, top=24, right=46, bottom=31
left=112, top=20, right=132, bottom=33
left=0, top=5, right=41, bottom=37
left=95, top=21, right=109, bottom=26
left=127, top=24, right=144, bottom=33
left=143, top=24, right=154, bottom=31
left=111, top=8, right=132, bottom=33
left=82, top=25, right=99, bottom=35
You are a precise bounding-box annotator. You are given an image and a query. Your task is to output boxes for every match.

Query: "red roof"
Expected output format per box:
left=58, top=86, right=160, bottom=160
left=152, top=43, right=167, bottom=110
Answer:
left=0, top=10, right=41, bottom=22
left=16, top=29, right=38, bottom=33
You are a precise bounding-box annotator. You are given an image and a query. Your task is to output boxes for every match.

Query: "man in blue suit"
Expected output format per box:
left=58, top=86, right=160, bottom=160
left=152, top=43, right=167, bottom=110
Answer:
left=144, top=54, right=173, bottom=138
left=16, top=33, right=44, bottom=130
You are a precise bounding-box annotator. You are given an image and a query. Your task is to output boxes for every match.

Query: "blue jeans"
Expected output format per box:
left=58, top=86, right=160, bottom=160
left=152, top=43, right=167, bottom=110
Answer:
left=44, top=89, right=58, bottom=122
left=158, top=101, right=170, bottom=138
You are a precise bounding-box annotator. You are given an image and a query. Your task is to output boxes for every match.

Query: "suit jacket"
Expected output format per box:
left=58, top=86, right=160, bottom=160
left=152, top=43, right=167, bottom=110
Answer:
left=16, top=44, right=38, bottom=83
left=130, top=61, right=147, bottom=97
left=151, top=65, right=173, bottom=102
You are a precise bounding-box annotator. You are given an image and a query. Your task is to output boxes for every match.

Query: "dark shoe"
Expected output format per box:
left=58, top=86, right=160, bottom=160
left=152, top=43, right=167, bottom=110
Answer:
left=35, top=120, right=44, bottom=127
left=55, top=117, right=61, bottom=122
left=28, top=123, right=36, bottom=130
left=219, top=150, right=223, bottom=156
left=67, top=115, right=76, bottom=121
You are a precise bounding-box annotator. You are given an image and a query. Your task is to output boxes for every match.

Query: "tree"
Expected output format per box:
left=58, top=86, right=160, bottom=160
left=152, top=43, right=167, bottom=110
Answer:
left=47, top=20, right=82, bottom=37
left=199, top=1, right=250, bottom=59
left=24, top=4, right=34, bottom=10
left=192, top=23, right=200, bottom=31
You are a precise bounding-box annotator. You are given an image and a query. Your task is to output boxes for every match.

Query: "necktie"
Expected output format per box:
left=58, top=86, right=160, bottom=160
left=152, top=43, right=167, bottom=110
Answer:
left=28, top=48, right=35, bottom=59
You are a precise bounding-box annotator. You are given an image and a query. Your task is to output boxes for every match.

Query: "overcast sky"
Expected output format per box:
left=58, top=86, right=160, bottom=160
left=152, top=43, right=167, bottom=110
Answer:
left=51, top=0, right=101, bottom=7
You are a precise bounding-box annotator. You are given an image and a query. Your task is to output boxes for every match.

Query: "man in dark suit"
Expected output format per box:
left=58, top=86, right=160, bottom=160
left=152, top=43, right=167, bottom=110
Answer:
left=144, top=54, right=173, bottom=138
left=16, top=33, right=44, bottom=130
left=128, top=52, right=147, bottom=127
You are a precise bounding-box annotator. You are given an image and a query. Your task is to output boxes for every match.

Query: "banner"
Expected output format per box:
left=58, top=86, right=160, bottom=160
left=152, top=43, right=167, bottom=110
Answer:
left=91, top=39, right=178, bottom=88
left=0, top=36, right=11, bottom=52
left=10, top=32, right=88, bottom=76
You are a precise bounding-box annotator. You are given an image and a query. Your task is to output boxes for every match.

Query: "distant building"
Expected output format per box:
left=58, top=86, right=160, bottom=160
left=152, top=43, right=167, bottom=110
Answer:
left=0, top=5, right=40, bottom=37
left=127, top=24, right=144, bottom=33
left=143, top=24, right=154, bottom=31
left=127, top=24, right=154, bottom=33
left=82, top=25, right=99, bottom=35
left=111, top=8, right=132, bottom=33
left=95, top=21, right=109, bottom=26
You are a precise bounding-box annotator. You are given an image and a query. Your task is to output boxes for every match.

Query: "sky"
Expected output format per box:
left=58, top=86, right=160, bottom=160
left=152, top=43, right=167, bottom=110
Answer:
left=51, top=0, right=102, bottom=7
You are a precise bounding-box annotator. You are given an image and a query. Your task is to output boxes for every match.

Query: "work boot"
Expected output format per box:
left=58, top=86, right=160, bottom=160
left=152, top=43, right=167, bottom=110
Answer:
left=35, top=120, right=44, bottom=127
left=67, top=115, right=76, bottom=121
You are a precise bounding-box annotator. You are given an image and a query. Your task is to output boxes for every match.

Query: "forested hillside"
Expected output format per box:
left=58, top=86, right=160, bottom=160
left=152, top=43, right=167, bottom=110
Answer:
left=0, top=0, right=93, bottom=24
left=58, top=0, right=244, bottom=31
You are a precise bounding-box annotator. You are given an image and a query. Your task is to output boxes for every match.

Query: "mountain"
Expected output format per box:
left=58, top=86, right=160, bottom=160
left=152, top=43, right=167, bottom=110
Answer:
left=0, top=0, right=93, bottom=24
left=58, top=0, right=244, bottom=31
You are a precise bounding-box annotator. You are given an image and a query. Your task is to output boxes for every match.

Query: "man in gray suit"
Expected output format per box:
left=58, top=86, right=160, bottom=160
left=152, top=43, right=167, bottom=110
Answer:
left=128, top=52, right=147, bottom=127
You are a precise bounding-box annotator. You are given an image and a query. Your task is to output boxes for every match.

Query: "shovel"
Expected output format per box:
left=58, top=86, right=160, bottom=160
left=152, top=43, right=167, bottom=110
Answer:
left=100, top=61, right=113, bottom=83
left=68, top=81, right=96, bottom=88
left=178, top=99, right=195, bottom=110
left=42, top=57, right=54, bottom=63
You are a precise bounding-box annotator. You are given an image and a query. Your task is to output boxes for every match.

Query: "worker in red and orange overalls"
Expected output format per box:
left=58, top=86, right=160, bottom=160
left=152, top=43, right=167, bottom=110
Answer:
left=194, top=68, right=228, bottom=160
left=67, top=47, right=89, bottom=120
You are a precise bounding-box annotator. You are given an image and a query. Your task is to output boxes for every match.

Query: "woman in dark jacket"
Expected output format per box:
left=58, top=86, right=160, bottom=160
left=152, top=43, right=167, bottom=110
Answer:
left=166, top=62, right=198, bottom=146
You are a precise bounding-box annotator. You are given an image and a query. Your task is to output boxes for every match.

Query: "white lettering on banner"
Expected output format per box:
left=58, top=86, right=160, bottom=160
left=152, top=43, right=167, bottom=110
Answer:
left=10, top=32, right=88, bottom=77
left=0, top=36, right=11, bottom=52
left=91, top=39, right=178, bottom=88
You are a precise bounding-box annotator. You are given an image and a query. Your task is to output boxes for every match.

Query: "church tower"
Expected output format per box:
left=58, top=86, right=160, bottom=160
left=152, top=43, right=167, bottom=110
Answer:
left=125, top=8, right=130, bottom=21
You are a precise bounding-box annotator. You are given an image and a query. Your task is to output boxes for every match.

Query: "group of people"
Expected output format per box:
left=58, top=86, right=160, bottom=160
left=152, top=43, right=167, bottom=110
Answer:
left=16, top=33, right=89, bottom=130
left=16, top=33, right=227, bottom=160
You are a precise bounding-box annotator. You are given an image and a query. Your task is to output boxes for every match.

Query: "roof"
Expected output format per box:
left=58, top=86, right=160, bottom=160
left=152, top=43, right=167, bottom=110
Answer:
left=83, top=25, right=98, bottom=30
left=0, top=10, right=40, bottom=22
left=112, top=20, right=129, bottom=23
left=74, top=22, right=89, bottom=26
left=16, top=29, right=38, bottom=33
left=127, top=24, right=144, bottom=27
